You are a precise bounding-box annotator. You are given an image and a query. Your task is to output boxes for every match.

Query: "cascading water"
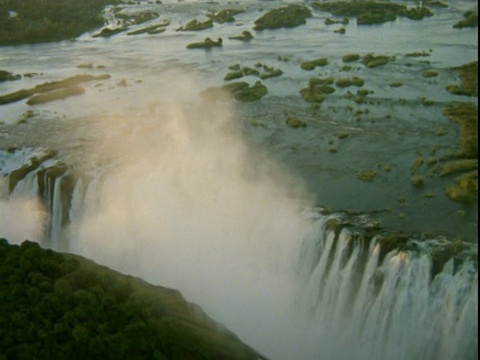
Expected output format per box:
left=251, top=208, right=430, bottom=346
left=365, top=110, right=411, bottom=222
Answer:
left=0, top=100, right=477, bottom=360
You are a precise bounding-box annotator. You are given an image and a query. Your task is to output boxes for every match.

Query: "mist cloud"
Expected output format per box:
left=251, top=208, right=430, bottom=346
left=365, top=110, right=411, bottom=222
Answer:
left=68, top=71, right=314, bottom=359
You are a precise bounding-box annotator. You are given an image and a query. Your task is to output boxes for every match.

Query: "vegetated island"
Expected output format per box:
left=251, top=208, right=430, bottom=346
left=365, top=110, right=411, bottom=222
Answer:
left=0, top=239, right=267, bottom=360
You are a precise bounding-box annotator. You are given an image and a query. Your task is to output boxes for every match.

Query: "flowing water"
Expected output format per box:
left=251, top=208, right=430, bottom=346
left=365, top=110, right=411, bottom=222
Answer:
left=0, top=0, right=478, bottom=359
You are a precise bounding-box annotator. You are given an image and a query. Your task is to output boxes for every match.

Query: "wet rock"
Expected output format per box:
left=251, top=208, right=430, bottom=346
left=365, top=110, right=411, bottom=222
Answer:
left=253, top=4, right=312, bottom=30
left=334, top=28, right=346, bottom=34
left=362, top=53, right=393, bottom=68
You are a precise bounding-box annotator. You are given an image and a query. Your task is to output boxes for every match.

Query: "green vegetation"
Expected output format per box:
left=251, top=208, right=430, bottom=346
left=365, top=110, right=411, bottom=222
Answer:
left=300, top=58, right=329, bottom=70
left=285, top=116, right=307, bottom=128
left=362, top=53, right=393, bottom=68
left=342, top=54, right=361, bottom=63
left=422, top=70, right=438, bottom=78
left=200, top=82, right=250, bottom=102
left=127, top=21, right=170, bottom=36
left=177, top=19, right=213, bottom=31
left=234, top=81, right=268, bottom=102
left=453, top=10, right=478, bottom=29
left=445, top=171, right=477, bottom=203
left=223, top=64, right=283, bottom=81
left=325, top=17, right=349, bottom=25
left=335, top=77, right=365, bottom=87
left=299, top=77, right=338, bottom=103
left=0, top=70, right=21, bottom=82
left=410, top=175, right=425, bottom=187
left=26, top=86, right=86, bottom=105
left=446, top=61, right=478, bottom=97
left=311, top=1, right=433, bottom=25
left=0, top=0, right=121, bottom=45
left=356, top=170, right=377, bottom=182
left=443, top=102, right=478, bottom=158
left=229, top=31, right=254, bottom=41
left=0, top=74, right=111, bottom=106
left=0, top=239, right=264, bottom=360
left=207, top=9, right=245, bottom=23
left=186, top=37, right=223, bottom=49
left=253, top=4, right=312, bottom=30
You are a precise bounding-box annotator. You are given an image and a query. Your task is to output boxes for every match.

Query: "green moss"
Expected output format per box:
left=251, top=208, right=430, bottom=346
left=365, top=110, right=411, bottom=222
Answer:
left=301, top=58, right=329, bottom=70
left=342, top=54, right=361, bottom=63
left=334, top=28, right=346, bottom=34
left=356, top=170, right=377, bottom=182
left=253, top=4, right=312, bottom=30
left=336, top=132, right=349, bottom=139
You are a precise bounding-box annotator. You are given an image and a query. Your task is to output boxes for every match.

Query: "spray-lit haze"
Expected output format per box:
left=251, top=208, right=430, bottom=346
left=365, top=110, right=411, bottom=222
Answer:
left=63, top=72, right=315, bottom=359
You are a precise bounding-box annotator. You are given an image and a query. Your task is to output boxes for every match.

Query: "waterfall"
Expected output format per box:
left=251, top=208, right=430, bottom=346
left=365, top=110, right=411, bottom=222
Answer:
left=297, top=212, right=478, bottom=360
left=0, top=147, right=477, bottom=360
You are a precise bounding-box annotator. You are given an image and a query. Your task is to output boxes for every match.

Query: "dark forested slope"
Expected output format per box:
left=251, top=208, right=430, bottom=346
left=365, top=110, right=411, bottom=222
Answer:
left=0, top=239, right=266, bottom=360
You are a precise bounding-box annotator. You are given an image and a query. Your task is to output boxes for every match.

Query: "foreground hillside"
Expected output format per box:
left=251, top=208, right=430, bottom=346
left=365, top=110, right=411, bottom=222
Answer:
left=0, top=239, right=266, bottom=360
